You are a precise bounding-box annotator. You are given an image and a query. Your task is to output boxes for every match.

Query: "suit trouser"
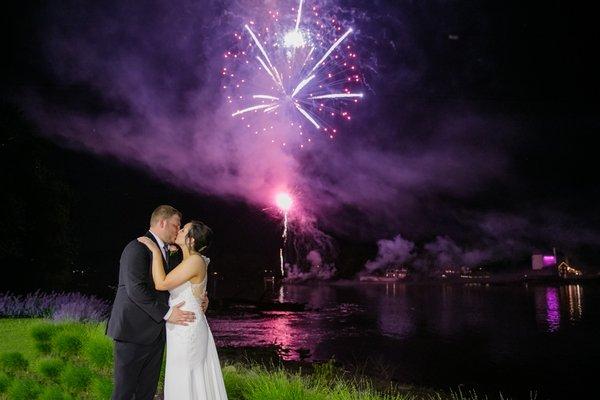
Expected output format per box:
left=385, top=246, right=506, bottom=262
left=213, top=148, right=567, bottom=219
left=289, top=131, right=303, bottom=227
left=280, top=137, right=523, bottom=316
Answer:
left=112, top=335, right=165, bottom=400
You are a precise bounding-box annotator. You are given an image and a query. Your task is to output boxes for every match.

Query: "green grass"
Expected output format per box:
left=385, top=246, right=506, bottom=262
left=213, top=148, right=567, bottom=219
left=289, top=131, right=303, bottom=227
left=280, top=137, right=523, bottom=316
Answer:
left=0, top=319, right=40, bottom=360
left=0, top=318, right=530, bottom=400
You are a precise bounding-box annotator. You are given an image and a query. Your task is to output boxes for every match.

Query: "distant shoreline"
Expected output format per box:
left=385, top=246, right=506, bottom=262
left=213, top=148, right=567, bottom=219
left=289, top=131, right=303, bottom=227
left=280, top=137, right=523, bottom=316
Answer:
left=320, top=273, right=600, bottom=287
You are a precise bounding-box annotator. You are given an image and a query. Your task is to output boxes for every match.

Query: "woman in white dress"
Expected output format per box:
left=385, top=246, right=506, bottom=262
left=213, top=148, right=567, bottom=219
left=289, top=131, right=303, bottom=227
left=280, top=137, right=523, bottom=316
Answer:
left=137, top=220, right=228, bottom=400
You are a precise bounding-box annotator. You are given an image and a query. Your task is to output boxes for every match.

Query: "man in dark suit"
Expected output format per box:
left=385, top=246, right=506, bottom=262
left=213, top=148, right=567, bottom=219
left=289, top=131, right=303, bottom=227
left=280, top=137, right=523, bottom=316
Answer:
left=107, top=205, right=206, bottom=400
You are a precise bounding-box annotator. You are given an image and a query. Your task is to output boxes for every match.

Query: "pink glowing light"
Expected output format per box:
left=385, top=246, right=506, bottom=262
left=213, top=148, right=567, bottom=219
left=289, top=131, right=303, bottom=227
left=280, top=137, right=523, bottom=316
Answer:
left=542, top=255, right=557, bottom=266
left=275, top=192, right=293, bottom=211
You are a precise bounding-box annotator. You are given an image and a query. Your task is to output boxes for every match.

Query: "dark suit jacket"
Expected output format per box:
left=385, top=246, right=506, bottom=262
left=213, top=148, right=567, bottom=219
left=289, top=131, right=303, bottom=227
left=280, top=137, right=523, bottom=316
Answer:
left=107, top=231, right=175, bottom=345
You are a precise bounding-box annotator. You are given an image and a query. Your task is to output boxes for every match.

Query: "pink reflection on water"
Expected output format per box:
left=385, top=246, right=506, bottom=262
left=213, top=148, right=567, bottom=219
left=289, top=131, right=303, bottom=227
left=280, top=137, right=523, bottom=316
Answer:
left=209, top=311, right=319, bottom=361
left=261, top=311, right=307, bottom=360
left=545, top=287, right=561, bottom=332
left=533, top=285, right=585, bottom=332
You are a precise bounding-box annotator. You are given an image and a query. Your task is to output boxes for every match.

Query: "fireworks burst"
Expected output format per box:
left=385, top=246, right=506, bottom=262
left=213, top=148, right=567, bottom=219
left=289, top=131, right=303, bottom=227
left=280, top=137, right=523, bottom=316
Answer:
left=224, top=0, right=364, bottom=147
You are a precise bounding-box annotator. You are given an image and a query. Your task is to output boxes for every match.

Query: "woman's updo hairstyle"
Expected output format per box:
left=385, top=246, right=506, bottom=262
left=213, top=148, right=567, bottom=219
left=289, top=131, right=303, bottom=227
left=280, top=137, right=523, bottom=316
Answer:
left=185, top=220, right=213, bottom=254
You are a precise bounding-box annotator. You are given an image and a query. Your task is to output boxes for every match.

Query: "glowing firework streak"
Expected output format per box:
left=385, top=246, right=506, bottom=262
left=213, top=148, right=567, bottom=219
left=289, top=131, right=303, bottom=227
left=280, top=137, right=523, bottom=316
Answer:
left=256, top=56, right=280, bottom=86
left=291, top=74, right=315, bottom=98
left=294, top=103, right=320, bottom=129
left=309, top=93, right=364, bottom=100
left=301, top=46, right=315, bottom=69
left=232, top=103, right=275, bottom=117
left=276, top=192, right=292, bottom=239
left=264, top=104, right=280, bottom=113
left=276, top=192, right=293, bottom=277
left=294, top=0, right=304, bottom=31
left=307, top=28, right=353, bottom=75
left=280, top=210, right=288, bottom=276
left=245, top=25, right=282, bottom=86
left=253, top=94, right=280, bottom=100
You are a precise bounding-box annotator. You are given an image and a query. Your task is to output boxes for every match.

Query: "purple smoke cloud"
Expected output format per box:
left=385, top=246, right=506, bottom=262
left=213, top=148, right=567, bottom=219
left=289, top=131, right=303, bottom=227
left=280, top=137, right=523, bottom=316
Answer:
left=21, top=0, right=599, bottom=268
left=364, top=234, right=415, bottom=273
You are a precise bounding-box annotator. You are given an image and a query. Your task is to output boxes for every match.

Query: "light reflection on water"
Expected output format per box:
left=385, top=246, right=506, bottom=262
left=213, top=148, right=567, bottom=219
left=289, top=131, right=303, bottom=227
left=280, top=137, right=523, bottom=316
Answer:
left=210, top=282, right=589, bottom=359
left=211, top=283, right=368, bottom=360
left=208, top=282, right=598, bottom=398
left=533, top=284, right=584, bottom=332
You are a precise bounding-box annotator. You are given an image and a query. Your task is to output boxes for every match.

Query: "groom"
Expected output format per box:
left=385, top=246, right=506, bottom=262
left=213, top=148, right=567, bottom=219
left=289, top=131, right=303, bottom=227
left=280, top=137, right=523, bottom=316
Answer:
left=107, top=205, right=209, bottom=400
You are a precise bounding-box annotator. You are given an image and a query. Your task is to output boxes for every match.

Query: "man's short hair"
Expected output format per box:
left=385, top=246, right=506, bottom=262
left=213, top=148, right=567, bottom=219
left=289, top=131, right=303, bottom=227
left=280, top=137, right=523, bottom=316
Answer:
left=150, top=205, right=182, bottom=226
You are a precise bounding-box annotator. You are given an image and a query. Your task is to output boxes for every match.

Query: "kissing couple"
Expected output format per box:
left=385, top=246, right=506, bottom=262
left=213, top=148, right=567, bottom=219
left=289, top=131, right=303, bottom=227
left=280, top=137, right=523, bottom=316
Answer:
left=107, top=205, right=228, bottom=399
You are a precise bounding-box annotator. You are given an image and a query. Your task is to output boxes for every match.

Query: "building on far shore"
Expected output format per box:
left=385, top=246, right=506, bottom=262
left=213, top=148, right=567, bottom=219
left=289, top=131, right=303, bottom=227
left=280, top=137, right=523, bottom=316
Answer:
left=530, top=248, right=583, bottom=278
left=359, top=267, right=409, bottom=282
left=557, top=261, right=583, bottom=278
left=531, top=249, right=557, bottom=270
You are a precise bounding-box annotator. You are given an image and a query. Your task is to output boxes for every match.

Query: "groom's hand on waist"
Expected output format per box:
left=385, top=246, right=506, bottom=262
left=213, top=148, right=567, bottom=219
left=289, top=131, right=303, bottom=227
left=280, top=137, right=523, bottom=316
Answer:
left=201, top=292, right=209, bottom=313
left=167, top=301, right=196, bottom=325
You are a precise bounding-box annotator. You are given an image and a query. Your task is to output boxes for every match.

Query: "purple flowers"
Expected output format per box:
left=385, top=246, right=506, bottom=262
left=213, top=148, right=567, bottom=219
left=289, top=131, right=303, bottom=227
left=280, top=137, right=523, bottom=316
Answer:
left=0, top=291, right=110, bottom=322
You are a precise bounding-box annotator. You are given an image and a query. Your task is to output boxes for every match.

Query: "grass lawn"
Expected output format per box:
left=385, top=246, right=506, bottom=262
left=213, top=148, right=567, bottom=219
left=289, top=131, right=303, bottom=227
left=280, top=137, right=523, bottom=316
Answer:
left=0, top=318, right=41, bottom=360
left=0, top=318, right=522, bottom=400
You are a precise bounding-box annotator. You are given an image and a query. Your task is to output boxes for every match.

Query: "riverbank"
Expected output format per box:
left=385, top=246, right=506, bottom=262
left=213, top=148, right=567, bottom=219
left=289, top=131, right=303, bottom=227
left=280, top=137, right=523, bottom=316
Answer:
left=0, top=318, right=530, bottom=400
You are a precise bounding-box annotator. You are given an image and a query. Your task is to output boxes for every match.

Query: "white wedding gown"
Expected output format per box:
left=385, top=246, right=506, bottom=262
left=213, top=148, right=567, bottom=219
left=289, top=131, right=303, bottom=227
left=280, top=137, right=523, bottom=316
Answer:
left=164, top=257, right=228, bottom=399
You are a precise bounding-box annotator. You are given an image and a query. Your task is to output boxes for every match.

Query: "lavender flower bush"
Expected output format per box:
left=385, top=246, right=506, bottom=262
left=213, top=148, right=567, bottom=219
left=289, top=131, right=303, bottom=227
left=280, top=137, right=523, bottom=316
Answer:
left=0, top=291, right=110, bottom=322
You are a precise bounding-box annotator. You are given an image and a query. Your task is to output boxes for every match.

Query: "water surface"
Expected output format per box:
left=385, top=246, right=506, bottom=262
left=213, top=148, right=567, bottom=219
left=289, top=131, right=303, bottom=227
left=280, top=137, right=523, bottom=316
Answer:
left=208, top=282, right=599, bottom=399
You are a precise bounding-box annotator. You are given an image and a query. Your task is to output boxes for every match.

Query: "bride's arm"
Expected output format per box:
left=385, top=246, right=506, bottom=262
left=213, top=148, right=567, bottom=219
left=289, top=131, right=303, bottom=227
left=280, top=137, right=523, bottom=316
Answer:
left=137, top=237, right=205, bottom=291
left=155, top=256, right=205, bottom=291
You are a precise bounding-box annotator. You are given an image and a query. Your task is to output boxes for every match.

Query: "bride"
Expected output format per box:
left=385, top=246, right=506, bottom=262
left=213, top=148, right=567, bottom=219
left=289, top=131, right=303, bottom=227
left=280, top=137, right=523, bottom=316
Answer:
left=137, top=220, right=228, bottom=400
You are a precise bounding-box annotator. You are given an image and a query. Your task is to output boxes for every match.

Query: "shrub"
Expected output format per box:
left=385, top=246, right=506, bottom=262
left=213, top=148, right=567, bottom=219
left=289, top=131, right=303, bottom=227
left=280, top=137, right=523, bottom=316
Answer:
left=6, top=377, right=42, bottom=400
left=39, top=386, right=66, bottom=400
left=61, top=364, right=92, bottom=391
left=36, top=358, right=64, bottom=380
left=313, top=359, right=339, bottom=385
left=31, top=322, right=57, bottom=342
left=0, top=352, right=28, bottom=374
left=0, top=291, right=110, bottom=321
left=84, top=335, right=113, bottom=369
left=91, top=377, right=114, bottom=400
left=35, top=341, right=52, bottom=354
left=53, top=296, right=110, bottom=322
left=53, top=333, right=82, bottom=359
left=222, top=364, right=247, bottom=400
left=0, top=371, right=11, bottom=393
left=0, top=291, right=54, bottom=318
left=244, top=369, right=325, bottom=400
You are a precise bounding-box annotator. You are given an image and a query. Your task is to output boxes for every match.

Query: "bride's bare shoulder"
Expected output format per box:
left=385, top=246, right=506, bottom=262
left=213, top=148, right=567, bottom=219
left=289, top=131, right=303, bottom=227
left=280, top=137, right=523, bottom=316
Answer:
left=188, top=254, right=207, bottom=267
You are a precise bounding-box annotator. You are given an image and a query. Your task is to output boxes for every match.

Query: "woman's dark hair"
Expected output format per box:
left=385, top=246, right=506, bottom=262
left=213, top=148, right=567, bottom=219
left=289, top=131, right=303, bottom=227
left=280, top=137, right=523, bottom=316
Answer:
left=185, top=220, right=213, bottom=254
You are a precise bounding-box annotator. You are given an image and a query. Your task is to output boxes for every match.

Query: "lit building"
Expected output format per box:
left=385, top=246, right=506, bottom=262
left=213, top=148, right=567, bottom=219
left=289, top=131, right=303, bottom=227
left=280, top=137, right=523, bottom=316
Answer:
left=384, top=267, right=408, bottom=279
left=557, top=261, right=582, bottom=278
left=532, top=252, right=557, bottom=270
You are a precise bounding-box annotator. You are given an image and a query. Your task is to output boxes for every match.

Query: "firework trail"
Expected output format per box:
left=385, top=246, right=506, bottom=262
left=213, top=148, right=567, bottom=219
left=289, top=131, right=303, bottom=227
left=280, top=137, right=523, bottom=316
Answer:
left=276, top=192, right=293, bottom=276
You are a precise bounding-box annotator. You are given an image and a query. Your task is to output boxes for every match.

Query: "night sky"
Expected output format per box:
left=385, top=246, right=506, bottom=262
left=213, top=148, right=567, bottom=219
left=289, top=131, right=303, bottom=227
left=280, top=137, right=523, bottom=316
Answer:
left=2, top=0, right=599, bottom=295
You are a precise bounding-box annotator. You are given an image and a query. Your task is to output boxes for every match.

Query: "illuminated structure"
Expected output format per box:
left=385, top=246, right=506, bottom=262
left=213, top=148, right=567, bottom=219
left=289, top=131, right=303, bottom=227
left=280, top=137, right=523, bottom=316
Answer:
left=532, top=251, right=557, bottom=270
left=557, top=261, right=583, bottom=279
left=531, top=248, right=584, bottom=279
left=359, top=267, right=408, bottom=282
